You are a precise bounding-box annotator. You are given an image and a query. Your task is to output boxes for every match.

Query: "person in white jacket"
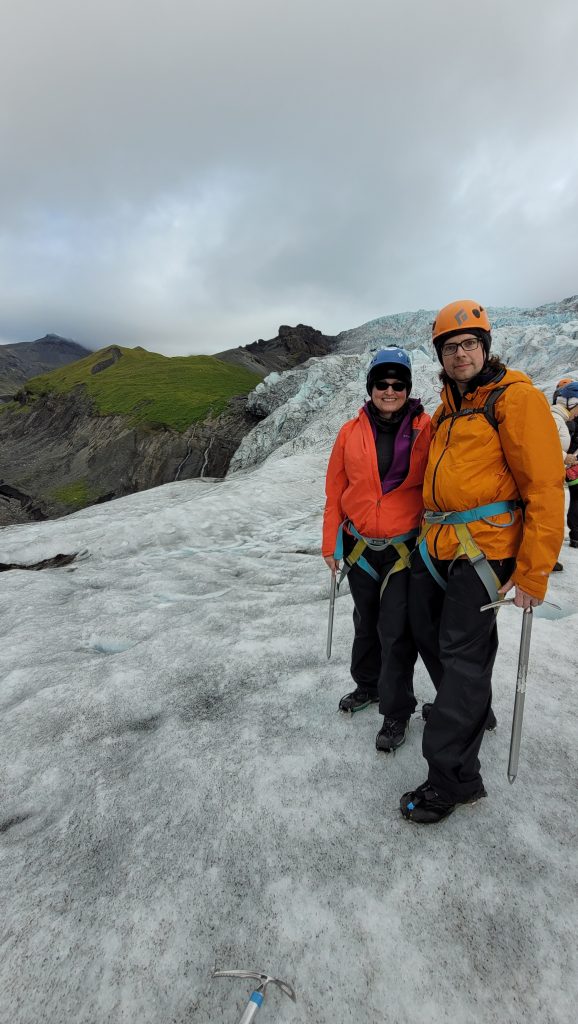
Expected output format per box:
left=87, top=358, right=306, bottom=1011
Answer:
left=551, top=384, right=578, bottom=555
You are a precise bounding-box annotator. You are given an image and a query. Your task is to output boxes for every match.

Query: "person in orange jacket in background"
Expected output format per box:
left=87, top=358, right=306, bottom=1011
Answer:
left=401, top=300, right=565, bottom=824
left=323, top=347, right=431, bottom=752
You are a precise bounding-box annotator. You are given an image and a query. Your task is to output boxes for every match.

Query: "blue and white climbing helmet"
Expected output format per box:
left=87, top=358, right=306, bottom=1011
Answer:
left=366, top=347, right=412, bottom=395
left=556, top=381, right=578, bottom=410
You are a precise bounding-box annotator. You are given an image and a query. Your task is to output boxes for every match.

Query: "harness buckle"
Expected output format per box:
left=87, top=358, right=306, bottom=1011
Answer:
left=468, top=550, right=486, bottom=565
left=424, top=510, right=452, bottom=523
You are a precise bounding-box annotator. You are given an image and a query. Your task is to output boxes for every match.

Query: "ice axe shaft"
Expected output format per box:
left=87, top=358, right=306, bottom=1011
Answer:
left=508, top=606, right=533, bottom=784
left=213, top=969, right=296, bottom=1023
left=481, top=599, right=540, bottom=784
left=326, top=570, right=337, bottom=659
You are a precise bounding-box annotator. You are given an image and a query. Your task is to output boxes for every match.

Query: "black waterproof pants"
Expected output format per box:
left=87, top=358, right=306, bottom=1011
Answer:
left=345, top=535, right=418, bottom=721
left=568, top=484, right=578, bottom=543
left=408, top=549, right=515, bottom=802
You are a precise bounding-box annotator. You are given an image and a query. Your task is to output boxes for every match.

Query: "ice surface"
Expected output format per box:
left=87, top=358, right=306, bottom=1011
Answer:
left=1, top=315, right=578, bottom=1023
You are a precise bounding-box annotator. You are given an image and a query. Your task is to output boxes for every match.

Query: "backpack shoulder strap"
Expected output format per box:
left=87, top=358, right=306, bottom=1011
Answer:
left=482, top=385, right=509, bottom=430
left=437, top=382, right=518, bottom=432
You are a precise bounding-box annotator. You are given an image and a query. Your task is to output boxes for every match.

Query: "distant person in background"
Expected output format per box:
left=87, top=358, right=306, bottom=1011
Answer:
left=402, top=299, right=565, bottom=824
left=552, top=377, right=574, bottom=405
left=551, top=382, right=578, bottom=552
left=550, top=377, right=577, bottom=569
left=322, top=348, right=431, bottom=753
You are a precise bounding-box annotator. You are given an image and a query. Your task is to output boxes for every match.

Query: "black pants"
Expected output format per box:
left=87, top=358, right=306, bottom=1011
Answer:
left=345, top=535, right=417, bottom=721
left=408, top=549, right=515, bottom=802
left=568, top=484, right=578, bottom=542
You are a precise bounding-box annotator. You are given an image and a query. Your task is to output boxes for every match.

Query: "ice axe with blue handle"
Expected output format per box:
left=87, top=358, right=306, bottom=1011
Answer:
left=213, top=968, right=296, bottom=1022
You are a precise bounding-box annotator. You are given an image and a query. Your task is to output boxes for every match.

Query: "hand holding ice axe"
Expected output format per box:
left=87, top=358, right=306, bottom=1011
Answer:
left=213, top=969, right=296, bottom=1023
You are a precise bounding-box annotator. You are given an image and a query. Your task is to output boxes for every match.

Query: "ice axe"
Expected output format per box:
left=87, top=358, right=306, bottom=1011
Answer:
left=480, top=597, right=560, bottom=783
left=213, top=969, right=296, bottom=1023
left=326, top=568, right=338, bottom=659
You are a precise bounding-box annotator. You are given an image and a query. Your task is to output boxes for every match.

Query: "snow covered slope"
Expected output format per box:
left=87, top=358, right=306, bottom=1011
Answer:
left=1, top=299, right=577, bottom=1024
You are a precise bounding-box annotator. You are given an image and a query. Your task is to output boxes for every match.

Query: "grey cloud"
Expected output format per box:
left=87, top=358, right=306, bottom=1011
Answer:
left=0, top=0, right=577, bottom=353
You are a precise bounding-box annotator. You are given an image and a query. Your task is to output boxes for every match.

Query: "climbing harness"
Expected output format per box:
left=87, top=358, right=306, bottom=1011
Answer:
left=417, top=500, right=521, bottom=604
left=334, top=520, right=418, bottom=598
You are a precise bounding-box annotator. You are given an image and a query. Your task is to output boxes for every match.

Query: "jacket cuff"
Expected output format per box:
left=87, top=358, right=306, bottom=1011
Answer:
left=511, top=567, right=548, bottom=602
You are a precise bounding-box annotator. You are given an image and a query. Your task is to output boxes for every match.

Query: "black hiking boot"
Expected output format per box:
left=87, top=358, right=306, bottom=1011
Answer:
left=421, top=703, right=497, bottom=731
left=552, top=561, right=564, bottom=572
left=376, top=716, right=408, bottom=753
left=570, top=539, right=578, bottom=549
left=338, top=688, right=379, bottom=713
left=400, top=781, right=487, bottom=824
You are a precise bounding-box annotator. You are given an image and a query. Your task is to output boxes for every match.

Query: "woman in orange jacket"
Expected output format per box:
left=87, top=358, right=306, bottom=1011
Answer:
left=323, top=347, right=431, bottom=752
left=401, top=300, right=565, bottom=824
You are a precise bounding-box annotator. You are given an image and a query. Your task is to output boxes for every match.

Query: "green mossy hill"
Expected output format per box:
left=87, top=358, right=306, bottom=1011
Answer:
left=25, top=346, right=263, bottom=431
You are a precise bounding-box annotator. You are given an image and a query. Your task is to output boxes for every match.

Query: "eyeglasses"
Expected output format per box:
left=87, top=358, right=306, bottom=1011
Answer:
left=440, top=337, right=481, bottom=357
left=373, top=380, right=407, bottom=393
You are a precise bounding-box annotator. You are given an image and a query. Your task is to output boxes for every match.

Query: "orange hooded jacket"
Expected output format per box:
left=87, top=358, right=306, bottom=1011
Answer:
left=423, top=368, right=565, bottom=599
left=323, top=404, right=431, bottom=557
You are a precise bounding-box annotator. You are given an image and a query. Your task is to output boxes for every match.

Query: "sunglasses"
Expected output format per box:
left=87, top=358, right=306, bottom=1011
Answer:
left=373, top=380, right=407, bottom=393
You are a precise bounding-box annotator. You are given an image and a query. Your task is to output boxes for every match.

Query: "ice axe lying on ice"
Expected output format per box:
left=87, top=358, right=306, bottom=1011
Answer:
left=481, top=597, right=561, bottom=784
left=213, top=968, right=296, bottom=1023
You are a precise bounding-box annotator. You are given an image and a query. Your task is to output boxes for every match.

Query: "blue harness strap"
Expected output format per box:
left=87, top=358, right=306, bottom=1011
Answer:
left=418, top=538, right=447, bottom=590
left=421, top=500, right=519, bottom=527
left=418, top=499, right=520, bottom=600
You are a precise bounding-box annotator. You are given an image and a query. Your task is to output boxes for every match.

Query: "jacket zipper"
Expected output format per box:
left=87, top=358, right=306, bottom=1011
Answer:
left=431, top=415, right=456, bottom=510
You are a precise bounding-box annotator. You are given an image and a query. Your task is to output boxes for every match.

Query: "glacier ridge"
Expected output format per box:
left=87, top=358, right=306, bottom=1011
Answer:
left=231, top=299, right=578, bottom=472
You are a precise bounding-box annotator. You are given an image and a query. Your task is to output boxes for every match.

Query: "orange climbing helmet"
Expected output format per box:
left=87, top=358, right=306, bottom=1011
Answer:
left=432, top=299, right=491, bottom=344
left=431, top=299, right=492, bottom=363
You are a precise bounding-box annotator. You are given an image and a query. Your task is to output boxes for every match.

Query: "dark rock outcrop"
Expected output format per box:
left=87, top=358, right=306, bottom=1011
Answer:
left=0, top=552, right=78, bottom=571
left=91, top=346, right=123, bottom=374
left=216, top=323, right=337, bottom=375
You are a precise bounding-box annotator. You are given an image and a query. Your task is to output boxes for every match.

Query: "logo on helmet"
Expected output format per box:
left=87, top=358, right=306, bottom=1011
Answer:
left=454, top=308, right=468, bottom=326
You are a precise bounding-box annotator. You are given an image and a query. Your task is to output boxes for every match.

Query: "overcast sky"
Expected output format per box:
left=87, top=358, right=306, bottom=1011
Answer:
left=0, top=0, right=577, bottom=354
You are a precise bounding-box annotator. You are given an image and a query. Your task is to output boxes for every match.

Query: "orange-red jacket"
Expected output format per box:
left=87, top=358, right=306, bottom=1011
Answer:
left=423, top=369, right=565, bottom=600
left=323, top=406, right=431, bottom=557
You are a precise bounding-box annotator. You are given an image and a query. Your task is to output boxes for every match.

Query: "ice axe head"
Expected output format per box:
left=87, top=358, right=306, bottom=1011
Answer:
left=213, top=968, right=296, bottom=1001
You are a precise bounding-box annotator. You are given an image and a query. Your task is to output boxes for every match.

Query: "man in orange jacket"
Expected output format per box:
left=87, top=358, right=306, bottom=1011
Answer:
left=401, top=300, right=565, bottom=824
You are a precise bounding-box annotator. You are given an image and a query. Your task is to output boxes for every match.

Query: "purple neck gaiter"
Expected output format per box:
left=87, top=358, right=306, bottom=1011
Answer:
left=363, top=398, right=421, bottom=494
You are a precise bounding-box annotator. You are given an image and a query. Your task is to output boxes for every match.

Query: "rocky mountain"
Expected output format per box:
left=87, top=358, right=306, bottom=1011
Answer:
left=215, top=323, right=338, bottom=374
left=0, top=324, right=337, bottom=527
left=0, top=334, right=92, bottom=396
left=0, top=343, right=264, bottom=526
